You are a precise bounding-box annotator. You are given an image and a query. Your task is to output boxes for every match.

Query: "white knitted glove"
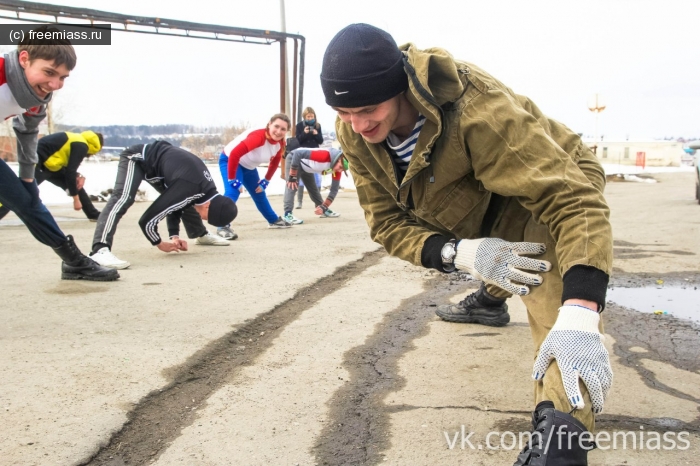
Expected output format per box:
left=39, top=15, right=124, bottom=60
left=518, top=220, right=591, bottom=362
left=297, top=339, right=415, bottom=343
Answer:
left=532, top=305, right=613, bottom=414
left=454, top=238, right=551, bottom=295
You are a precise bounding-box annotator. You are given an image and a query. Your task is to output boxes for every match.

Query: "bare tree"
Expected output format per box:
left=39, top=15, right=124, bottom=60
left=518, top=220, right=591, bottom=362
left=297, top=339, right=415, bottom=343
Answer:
left=181, top=135, right=207, bottom=157
left=220, top=122, right=249, bottom=144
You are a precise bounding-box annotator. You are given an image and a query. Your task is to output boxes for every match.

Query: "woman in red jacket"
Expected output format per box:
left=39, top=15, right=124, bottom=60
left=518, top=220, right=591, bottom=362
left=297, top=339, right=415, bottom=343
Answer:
left=217, top=113, right=292, bottom=238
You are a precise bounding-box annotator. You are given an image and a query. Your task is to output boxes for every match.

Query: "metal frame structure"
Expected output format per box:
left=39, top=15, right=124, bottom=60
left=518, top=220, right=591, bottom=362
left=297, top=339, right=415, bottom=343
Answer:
left=0, top=0, right=306, bottom=122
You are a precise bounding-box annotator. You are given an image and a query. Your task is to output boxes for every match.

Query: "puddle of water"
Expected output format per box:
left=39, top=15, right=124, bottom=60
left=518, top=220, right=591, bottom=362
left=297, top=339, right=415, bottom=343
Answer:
left=607, top=286, right=700, bottom=323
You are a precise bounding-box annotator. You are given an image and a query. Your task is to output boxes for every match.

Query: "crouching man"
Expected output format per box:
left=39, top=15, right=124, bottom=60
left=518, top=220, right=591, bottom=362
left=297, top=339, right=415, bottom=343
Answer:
left=321, top=24, right=613, bottom=465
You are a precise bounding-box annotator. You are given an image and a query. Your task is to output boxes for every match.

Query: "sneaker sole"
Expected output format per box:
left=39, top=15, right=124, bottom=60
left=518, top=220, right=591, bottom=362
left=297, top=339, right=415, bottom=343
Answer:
left=216, top=233, right=239, bottom=240
left=92, top=262, right=130, bottom=270
left=196, top=241, right=230, bottom=246
left=435, top=310, right=511, bottom=327
left=62, top=272, right=120, bottom=281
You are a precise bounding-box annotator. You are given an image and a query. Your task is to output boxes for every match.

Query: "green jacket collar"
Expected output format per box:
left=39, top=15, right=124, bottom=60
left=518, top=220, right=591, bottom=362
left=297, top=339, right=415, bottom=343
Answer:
left=398, top=44, right=467, bottom=183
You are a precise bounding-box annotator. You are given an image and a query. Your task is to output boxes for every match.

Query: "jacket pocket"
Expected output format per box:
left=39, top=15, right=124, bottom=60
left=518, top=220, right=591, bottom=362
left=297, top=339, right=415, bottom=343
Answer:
left=431, top=177, right=490, bottom=236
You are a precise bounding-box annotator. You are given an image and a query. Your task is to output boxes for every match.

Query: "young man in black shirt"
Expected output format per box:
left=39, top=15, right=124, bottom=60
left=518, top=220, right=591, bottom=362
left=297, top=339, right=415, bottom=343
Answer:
left=90, top=141, right=237, bottom=269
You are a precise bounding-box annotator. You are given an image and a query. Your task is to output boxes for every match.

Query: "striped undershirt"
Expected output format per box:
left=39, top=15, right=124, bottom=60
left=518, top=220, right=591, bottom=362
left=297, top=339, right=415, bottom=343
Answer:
left=386, top=114, right=426, bottom=175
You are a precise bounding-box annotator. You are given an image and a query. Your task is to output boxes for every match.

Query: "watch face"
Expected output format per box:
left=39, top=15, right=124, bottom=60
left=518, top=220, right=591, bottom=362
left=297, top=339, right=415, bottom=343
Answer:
left=441, top=242, right=456, bottom=262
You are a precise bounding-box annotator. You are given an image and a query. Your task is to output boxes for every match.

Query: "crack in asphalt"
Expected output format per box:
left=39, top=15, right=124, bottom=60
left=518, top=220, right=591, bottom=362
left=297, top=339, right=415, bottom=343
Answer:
left=314, top=269, right=700, bottom=465
left=79, top=254, right=700, bottom=466
left=78, top=248, right=386, bottom=466
left=312, top=272, right=464, bottom=466
left=385, top=404, right=532, bottom=415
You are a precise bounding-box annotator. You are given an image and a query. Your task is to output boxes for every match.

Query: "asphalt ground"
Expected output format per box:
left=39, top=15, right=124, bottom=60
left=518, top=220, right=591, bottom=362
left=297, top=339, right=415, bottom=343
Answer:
left=1, top=172, right=698, bottom=465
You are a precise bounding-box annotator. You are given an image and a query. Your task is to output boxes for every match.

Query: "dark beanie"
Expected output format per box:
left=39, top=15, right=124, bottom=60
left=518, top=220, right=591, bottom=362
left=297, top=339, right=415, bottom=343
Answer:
left=207, top=195, right=237, bottom=227
left=321, top=23, right=408, bottom=108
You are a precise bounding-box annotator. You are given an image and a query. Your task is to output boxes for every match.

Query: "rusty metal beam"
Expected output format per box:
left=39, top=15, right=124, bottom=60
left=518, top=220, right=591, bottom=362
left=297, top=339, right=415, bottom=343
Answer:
left=0, top=0, right=306, bottom=121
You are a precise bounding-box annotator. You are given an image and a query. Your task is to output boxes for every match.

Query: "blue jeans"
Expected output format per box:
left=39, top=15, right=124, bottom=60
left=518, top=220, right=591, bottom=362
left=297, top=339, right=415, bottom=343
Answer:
left=218, top=153, right=278, bottom=223
left=0, top=159, right=66, bottom=247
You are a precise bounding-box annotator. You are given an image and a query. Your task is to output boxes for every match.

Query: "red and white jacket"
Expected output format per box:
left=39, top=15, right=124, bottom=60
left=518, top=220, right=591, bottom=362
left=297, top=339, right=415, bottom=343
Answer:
left=287, top=148, right=343, bottom=203
left=224, top=128, right=285, bottom=181
left=0, top=57, right=25, bottom=119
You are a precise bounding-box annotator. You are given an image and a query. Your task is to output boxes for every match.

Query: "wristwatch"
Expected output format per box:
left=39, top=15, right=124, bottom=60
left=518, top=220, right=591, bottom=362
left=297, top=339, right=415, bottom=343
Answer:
left=440, top=239, right=457, bottom=273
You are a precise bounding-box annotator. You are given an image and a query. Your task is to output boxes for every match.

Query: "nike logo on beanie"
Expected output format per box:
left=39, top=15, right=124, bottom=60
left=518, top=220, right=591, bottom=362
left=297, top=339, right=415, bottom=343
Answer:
left=321, top=24, right=409, bottom=107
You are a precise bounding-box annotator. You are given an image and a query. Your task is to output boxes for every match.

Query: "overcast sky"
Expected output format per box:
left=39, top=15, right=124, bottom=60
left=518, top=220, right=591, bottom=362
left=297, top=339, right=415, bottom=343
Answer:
left=2, top=0, right=698, bottom=140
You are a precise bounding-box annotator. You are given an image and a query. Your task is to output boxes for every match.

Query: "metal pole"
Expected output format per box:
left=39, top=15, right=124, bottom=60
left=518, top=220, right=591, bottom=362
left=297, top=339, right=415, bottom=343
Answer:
left=279, top=40, right=286, bottom=114
left=279, top=0, right=291, bottom=119
left=594, top=110, right=599, bottom=147
left=587, top=93, right=606, bottom=156
left=292, top=38, right=298, bottom=136
left=297, top=39, right=305, bottom=124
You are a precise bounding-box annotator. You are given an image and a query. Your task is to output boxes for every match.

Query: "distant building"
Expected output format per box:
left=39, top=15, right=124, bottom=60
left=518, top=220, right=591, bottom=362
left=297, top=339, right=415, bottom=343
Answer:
left=585, top=139, right=685, bottom=167
left=0, top=119, right=48, bottom=162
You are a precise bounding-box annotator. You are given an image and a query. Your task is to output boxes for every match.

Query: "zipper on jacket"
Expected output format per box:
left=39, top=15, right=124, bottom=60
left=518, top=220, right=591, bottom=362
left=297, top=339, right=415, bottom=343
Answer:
left=383, top=141, right=409, bottom=210
left=402, top=56, right=445, bottom=167
left=396, top=56, right=446, bottom=199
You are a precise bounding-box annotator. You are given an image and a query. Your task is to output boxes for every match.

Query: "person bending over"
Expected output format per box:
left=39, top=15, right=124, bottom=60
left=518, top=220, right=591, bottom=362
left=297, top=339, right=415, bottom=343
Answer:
left=282, top=147, right=347, bottom=224
left=90, top=141, right=236, bottom=269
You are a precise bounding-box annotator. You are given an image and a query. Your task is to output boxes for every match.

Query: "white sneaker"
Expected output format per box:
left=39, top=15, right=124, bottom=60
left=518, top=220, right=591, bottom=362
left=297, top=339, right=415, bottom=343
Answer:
left=216, top=226, right=239, bottom=240
left=91, top=247, right=130, bottom=269
left=321, top=208, right=340, bottom=218
left=283, top=213, right=304, bottom=225
left=195, top=232, right=230, bottom=246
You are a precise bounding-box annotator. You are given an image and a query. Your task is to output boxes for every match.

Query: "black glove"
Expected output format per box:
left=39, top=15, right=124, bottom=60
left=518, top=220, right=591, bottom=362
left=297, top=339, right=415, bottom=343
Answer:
left=20, top=179, right=42, bottom=208
left=288, top=174, right=298, bottom=184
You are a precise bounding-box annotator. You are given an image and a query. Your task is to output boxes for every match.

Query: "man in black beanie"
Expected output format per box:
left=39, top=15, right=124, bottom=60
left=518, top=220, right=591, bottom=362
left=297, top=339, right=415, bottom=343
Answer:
left=90, top=141, right=237, bottom=269
left=321, top=23, right=613, bottom=465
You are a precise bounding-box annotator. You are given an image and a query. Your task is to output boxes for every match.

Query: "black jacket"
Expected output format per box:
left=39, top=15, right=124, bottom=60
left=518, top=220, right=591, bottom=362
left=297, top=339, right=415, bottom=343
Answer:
left=295, top=121, right=324, bottom=148
left=125, top=141, right=219, bottom=244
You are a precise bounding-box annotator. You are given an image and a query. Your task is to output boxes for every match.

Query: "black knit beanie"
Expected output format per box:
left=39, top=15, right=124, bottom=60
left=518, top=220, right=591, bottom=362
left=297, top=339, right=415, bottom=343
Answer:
left=207, top=195, right=237, bottom=227
left=321, top=23, right=408, bottom=108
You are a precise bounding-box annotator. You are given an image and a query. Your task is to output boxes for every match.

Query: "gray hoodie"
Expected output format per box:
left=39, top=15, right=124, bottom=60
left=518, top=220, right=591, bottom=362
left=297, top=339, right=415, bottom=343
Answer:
left=4, top=50, right=51, bottom=180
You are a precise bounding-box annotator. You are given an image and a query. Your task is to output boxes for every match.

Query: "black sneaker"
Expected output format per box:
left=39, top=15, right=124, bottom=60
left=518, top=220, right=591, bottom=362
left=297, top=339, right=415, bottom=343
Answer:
left=435, top=286, right=510, bottom=326
left=268, top=216, right=292, bottom=229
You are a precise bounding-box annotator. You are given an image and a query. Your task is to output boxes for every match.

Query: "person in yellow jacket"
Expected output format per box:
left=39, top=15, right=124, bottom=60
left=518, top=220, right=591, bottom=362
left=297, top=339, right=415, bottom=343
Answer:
left=0, top=130, right=103, bottom=221
left=321, top=24, right=613, bottom=465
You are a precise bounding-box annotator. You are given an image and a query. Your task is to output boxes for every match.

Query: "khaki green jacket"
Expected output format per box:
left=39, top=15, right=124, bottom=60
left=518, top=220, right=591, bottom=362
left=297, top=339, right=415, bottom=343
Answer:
left=336, top=44, right=613, bottom=282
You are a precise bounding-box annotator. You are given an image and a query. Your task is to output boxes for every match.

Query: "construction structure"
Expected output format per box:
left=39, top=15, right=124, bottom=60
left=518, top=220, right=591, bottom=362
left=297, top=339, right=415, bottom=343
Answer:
left=0, top=0, right=306, bottom=126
